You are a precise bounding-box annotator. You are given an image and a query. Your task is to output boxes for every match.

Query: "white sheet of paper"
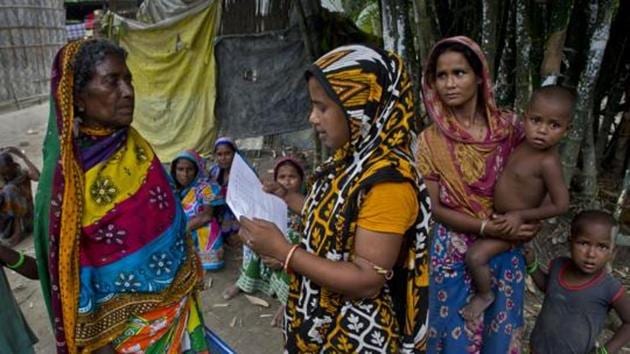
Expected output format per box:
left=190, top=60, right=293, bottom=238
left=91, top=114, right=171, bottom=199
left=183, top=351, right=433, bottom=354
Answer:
left=226, top=153, right=288, bottom=235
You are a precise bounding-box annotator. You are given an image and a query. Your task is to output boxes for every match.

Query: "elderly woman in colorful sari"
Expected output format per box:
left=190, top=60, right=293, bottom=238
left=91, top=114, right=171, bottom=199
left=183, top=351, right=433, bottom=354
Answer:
left=33, top=39, right=209, bottom=353
left=171, top=150, right=225, bottom=270
left=238, top=45, right=431, bottom=353
left=416, top=36, right=538, bottom=353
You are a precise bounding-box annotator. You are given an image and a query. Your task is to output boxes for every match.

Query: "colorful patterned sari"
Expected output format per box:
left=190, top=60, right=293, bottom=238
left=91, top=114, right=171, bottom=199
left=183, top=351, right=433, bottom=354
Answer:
left=171, top=150, right=224, bottom=270
left=285, top=45, right=431, bottom=353
left=416, top=36, right=525, bottom=353
left=33, top=40, right=208, bottom=354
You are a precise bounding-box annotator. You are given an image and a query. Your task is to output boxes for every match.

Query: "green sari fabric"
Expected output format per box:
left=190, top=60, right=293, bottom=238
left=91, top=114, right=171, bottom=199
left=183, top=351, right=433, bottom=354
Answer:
left=33, top=98, right=60, bottom=321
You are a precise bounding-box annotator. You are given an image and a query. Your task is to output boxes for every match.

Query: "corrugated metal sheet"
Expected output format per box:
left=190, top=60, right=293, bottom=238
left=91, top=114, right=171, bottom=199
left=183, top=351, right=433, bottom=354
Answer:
left=0, top=0, right=66, bottom=110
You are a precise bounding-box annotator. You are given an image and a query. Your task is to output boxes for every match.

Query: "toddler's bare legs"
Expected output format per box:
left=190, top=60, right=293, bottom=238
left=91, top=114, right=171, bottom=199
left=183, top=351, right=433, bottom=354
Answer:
left=461, top=238, right=511, bottom=321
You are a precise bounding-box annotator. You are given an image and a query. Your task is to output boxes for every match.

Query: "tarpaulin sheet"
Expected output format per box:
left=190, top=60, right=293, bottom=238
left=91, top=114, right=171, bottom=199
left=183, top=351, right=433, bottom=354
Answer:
left=214, top=25, right=311, bottom=138
left=113, top=0, right=219, bottom=161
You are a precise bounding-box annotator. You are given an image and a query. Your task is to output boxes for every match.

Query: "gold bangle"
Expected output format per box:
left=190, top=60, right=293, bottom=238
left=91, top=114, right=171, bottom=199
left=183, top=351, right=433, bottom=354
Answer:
left=283, top=245, right=300, bottom=273
left=354, top=255, right=394, bottom=280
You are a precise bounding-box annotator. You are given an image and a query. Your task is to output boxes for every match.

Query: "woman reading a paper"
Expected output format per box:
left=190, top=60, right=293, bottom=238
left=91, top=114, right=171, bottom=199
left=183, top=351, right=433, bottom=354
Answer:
left=238, top=45, right=432, bottom=353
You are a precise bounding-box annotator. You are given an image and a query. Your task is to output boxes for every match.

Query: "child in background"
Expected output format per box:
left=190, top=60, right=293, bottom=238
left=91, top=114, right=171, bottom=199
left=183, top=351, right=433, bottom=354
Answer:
left=223, top=157, right=305, bottom=327
left=209, top=137, right=240, bottom=247
left=528, top=210, right=630, bottom=354
left=461, top=86, right=572, bottom=320
left=0, top=147, right=40, bottom=246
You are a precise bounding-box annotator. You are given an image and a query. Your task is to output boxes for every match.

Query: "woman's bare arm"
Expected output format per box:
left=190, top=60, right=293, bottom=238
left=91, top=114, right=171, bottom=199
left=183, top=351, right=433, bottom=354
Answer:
left=186, top=207, right=213, bottom=232
left=0, top=245, right=38, bottom=280
left=240, top=218, right=403, bottom=299
left=426, top=179, right=537, bottom=241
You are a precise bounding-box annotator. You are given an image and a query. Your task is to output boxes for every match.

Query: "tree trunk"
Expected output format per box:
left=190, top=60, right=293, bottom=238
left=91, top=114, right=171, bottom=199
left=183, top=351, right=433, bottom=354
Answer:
left=514, top=0, right=531, bottom=113
left=527, top=1, right=547, bottom=88
left=606, top=112, right=630, bottom=176
left=381, top=0, right=422, bottom=127
left=480, top=0, right=500, bottom=77
left=540, top=0, right=574, bottom=85
left=595, top=74, right=628, bottom=162
left=411, top=0, right=438, bottom=65
left=580, top=116, right=601, bottom=207
left=614, top=167, right=630, bottom=247
left=561, top=0, right=618, bottom=185
left=495, top=0, right=516, bottom=108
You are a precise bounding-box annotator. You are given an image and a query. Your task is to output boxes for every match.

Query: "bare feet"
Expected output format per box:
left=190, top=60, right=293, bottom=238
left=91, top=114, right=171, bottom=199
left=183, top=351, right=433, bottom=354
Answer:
left=271, top=305, right=285, bottom=327
left=460, top=292, right=495, bottom=321
left=222, top=283, right=241, bottom=300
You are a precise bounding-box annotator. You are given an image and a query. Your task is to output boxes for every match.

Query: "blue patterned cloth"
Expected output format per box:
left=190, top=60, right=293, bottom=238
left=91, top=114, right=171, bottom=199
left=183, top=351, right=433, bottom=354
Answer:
left=428, top=223, right=525, bottom=353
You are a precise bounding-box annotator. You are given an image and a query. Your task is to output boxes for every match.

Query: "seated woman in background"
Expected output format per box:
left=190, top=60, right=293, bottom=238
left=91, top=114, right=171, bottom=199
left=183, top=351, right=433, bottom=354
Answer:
left=171, top=149, right=225, bottom=270
left=0, top=147, right=40, bottom=246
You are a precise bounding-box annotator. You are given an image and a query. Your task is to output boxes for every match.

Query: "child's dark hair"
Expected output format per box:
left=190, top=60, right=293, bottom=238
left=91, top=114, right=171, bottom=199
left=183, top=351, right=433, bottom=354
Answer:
left=529, top=85, right=576, bottom=120
left=571, top=210, right=618, bottom=243
left=0, top=152, right=16, bottom=168
left=274, top=159, right=305, bottom=181
left=425, top=42, right=484, bottom=84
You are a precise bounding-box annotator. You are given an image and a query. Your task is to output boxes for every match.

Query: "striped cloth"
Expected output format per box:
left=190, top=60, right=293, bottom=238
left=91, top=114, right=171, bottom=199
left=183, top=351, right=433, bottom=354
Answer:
left=65, top=23, right=85, bottom=41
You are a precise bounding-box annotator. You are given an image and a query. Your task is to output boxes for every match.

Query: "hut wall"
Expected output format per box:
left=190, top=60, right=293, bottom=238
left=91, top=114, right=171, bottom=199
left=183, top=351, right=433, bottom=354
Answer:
left=0, top=0, right=65, bottom=110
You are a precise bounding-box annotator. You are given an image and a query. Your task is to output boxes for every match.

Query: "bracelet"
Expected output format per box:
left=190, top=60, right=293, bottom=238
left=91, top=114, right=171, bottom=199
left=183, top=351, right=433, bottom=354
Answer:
left=7, top=251, right=25, bottom=270
left=479, top=219, right=488, bottom=236
left=526, top=257, right=539, bottom=275
left=283, top=245, right=300, bottom=273
left=354, top=255, right=394, bottom=280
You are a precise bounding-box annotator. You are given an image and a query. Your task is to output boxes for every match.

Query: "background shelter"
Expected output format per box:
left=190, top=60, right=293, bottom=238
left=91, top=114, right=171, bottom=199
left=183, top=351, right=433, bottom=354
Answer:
left=0, top=0, right=65, bottom=111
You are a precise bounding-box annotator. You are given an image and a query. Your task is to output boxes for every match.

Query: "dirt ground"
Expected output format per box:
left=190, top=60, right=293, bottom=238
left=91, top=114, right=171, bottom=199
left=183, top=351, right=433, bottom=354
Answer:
left=1, top=103, right=284, bottom=353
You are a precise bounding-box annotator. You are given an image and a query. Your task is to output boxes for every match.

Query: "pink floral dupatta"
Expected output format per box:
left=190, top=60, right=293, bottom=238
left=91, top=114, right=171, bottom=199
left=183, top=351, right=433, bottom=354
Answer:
left=416, top=36, right=523, bottom=219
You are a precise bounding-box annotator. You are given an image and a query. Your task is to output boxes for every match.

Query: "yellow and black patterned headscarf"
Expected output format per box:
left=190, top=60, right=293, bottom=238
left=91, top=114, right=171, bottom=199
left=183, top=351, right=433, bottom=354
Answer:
left=285, top=45, right=431, bottom=353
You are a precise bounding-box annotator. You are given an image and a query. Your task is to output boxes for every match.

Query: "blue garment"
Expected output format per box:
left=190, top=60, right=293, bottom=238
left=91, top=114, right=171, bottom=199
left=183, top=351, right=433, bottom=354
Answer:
left=428, top=223, right=525, bottom=353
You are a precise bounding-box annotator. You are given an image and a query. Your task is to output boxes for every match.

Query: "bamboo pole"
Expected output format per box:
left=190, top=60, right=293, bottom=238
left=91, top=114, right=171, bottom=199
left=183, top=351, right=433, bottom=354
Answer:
left=495, top=0, right=516, bottom=107
left=561, top=0, right=619, bottom=185
left=595, top=73, right=628, bottom=161
left=294, top=0, right=325, bottom=165
left=580, top=117, right=601, bottom=207
left=514, top=0, right=531, bottom=114
left=540, top=0, right=574, bottom=85
left=614, top=167, right=630, bottom=246
left=381, top=0, right=422, bottom=128
left=411, top=0, right=438, bottom=64
left=481, top=0, right=500, bottom=77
